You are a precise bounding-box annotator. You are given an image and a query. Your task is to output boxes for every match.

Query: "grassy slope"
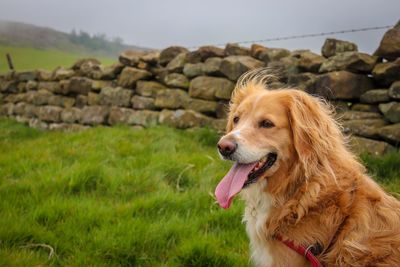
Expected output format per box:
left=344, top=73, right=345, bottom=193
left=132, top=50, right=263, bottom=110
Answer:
left=0, top=45, right=115, bottom=73
left=0, top=118, right=399, bottom=266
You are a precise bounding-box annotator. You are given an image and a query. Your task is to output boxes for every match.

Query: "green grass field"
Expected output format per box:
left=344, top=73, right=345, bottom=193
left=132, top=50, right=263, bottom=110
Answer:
left=0, top=118, right=399, bottom=266
left=0, top=45, right=116, bottom=73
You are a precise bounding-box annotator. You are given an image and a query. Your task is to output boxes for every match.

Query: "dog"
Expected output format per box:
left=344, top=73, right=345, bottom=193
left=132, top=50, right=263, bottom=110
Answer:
left=215, top=70, right=400, bottom=266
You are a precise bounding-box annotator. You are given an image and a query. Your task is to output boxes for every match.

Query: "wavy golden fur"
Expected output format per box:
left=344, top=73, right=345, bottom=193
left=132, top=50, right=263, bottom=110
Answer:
left=223, top=69, right=400, bottom=266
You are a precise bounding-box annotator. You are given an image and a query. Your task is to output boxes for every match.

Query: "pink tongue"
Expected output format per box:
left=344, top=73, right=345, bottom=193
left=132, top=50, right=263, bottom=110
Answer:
left=215, top=162, right=257, bottom=209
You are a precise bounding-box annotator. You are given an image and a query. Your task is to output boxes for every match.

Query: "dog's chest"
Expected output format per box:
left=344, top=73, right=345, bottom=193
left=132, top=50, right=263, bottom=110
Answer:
left=241, top=180, right=274, bottom=267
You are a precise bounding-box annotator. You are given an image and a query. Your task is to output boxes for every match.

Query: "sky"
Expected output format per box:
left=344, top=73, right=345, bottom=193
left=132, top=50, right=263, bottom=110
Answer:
left=0, top=0, right=399, bottom=53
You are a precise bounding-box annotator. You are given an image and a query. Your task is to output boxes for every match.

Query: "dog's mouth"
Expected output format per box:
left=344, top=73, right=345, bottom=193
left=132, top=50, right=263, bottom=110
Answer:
left=215, top=152, right=277, bottom=209
left=243, top=153, right=277, bottom=188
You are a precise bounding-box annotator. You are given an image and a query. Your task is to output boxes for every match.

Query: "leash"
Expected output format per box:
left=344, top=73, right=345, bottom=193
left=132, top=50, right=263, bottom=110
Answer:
left=275, top=235, right=324, bottom=267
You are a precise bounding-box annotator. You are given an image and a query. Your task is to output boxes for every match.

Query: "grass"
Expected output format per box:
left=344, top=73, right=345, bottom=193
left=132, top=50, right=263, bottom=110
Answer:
left=0, top=45, right=115, bottom=73
left=0, top=118, right=399, bottom=266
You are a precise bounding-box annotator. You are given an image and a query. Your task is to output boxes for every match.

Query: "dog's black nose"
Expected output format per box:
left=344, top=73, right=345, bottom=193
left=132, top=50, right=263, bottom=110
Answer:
left=218, top=139, right=237, bottom=157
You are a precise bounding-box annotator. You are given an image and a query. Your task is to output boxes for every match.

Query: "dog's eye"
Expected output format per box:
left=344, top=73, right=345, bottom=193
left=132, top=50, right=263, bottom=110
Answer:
left=259, top=119, right=274, bottom=128
left=233, top=116, right=239, bottom=124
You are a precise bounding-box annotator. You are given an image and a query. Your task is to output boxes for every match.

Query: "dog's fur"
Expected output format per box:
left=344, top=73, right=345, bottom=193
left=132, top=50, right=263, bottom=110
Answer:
left=219, top=72, right=400, bottom=266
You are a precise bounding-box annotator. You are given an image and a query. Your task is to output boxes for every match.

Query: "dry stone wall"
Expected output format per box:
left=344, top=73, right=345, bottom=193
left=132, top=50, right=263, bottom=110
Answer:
left=1, top=24, right=400, bottom=155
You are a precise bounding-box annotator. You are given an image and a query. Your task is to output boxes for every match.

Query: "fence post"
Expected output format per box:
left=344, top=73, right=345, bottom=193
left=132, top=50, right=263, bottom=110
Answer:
left=6, top=53, right=14, bottom=71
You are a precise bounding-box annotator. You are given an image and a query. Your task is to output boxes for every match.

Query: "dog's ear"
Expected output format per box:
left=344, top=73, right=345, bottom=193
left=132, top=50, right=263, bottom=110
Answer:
left=287, top=91, right=342, bottom=178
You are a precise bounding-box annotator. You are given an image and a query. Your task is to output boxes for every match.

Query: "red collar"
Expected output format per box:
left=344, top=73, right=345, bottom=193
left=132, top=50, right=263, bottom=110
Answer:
left=275, top=235, right=324, bottom=267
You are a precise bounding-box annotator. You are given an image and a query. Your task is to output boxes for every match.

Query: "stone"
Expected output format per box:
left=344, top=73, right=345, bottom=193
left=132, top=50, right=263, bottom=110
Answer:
left=154, top=89, right=189, bottom=109
left=59, top=80, right=70, bottom=94
left=166, top=53, right=187, bottom=73
left=250, top=44, right=269, bottom=60
left=13, top=102, right=27, bottom=115
left=379, top=102, right=400, bottom=123
left=37, top=82, right=61, bottom=94
left=379, top=123, right=400, bottom=145
left=389, top=81, right=400, bottom=100
left=372, top=59, right=400, bottom=86
left=87, top=92, right=100, bottom=105
left=37, top=105, right=63, bottom=122
left=117, top=67, right=152, bottom=88
left=210, top=118, right=227, bottom=132
left=136, top=81, right=167, bottom=97
left=29, top=90, right=52, bottom=105
left=108, top=107, right=158, bottom=127
left=52, top=67, right=75, bottom=80
left=312, top=71, right=373, bottom=100
left=108, top=107, right=135, bottom=125
left=287, top=72, right=317, bottom=90
left=119, top=50, right=141, bottom=66
left=159, top=46, right=189, bottom=66
left=17, top=82, right=27, bottom=93
left=92, top=64, right=124, bottom=80
left=183, top=63, right=205, bottom=78
left=296, top=51, right=325, bottom=73
left=186, top=46, right=225, bottom=63
left=131, top=95, right=156, bottom=110
left=268, top=57, right=300, bottom=81
left=220, top=56, right=264, bottom=80
left=24, top=104, right=37, bottom=118
left=99, top=87, right=133, bottom=107
left=91, top=80, right=114, bottom=92
left=374, top=26, right=400, bottom=60
left=48, top=95, right=75, bottom=108
left=321, top=38, right=358, bottom=58
left=340, top=111, right=382, bottom=121
left=0, top=80, right=18, bottom=93
left=130, top=110, right=159, bottom=127
left=140, top=52, right=160, bottom=65
left=17, top=71, right=37, bottom=81
left=163, top=73, right=189, bottom=89
left=203, top=57, right=223, bottom=76
left=0, top=103, right=14, bottom=115
left=80, top=106, right=109, bottom=125
left=13, top=115, right=30, bottom=124
left=331, top=101, right=351, bottom=113
left=61, top=107, right=82, bottom=123
left=72, top=58, right=101, bottom=70
left=28, top=118, right=48, bottom=130
left=224, top=43, right=250, bottom=56
left=360, top=89, right=390, bottom=104
left=68, top=77, right=93, bottom=95
left=75, top=95, right=88, bottom=108
left=137, top=60, right=149, bottom=70
left=342, top=119, right=388, bottom=139
left=48, top=123, right=89, bottom=132
left=37, top=69, right=53, bottom=81
left=189, top=76, right=235, bottom=101
left=265, top=48, right=291, bottom=62
left=319, top=52, right=378, bottom=73
left=3, top=94, right=18, bottom=103
left=349, top=136, right=394, bottom=156
left=216, top=101, right=229, bottom=119
left=184, top=98, right=218, bottom=115
left=26, top=80, right=38, bottom=91
left=159, top=109, right=211, bottom=129
left=351, top=104, right=379, bottom=113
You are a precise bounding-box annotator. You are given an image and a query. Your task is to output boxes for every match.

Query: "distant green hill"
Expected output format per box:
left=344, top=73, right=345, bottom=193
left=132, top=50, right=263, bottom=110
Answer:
left=0, top=20, right=150, bottom=58
left=0, top=45, right=116, bottom=73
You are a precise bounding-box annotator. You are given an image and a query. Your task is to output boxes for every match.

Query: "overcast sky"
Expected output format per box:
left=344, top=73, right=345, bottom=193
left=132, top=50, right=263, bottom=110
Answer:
left=1, top=0, right=399, bottom=53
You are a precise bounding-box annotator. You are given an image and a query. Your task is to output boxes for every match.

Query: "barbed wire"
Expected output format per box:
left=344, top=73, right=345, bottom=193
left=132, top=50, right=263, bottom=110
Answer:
left=188, top=25, right=393, bottom=49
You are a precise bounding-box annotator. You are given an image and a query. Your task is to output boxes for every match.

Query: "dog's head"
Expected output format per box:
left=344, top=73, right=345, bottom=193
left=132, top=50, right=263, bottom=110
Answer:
left=215, top=70, right=344, bottom=209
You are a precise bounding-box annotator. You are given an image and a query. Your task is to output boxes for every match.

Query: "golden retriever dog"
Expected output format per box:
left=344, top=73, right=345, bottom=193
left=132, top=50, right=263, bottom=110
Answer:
left=215, top=70, right=400, bottom=267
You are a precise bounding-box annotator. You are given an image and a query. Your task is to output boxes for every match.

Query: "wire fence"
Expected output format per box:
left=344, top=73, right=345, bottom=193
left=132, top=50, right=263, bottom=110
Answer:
left=188, top=25, right=393, bottom=49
